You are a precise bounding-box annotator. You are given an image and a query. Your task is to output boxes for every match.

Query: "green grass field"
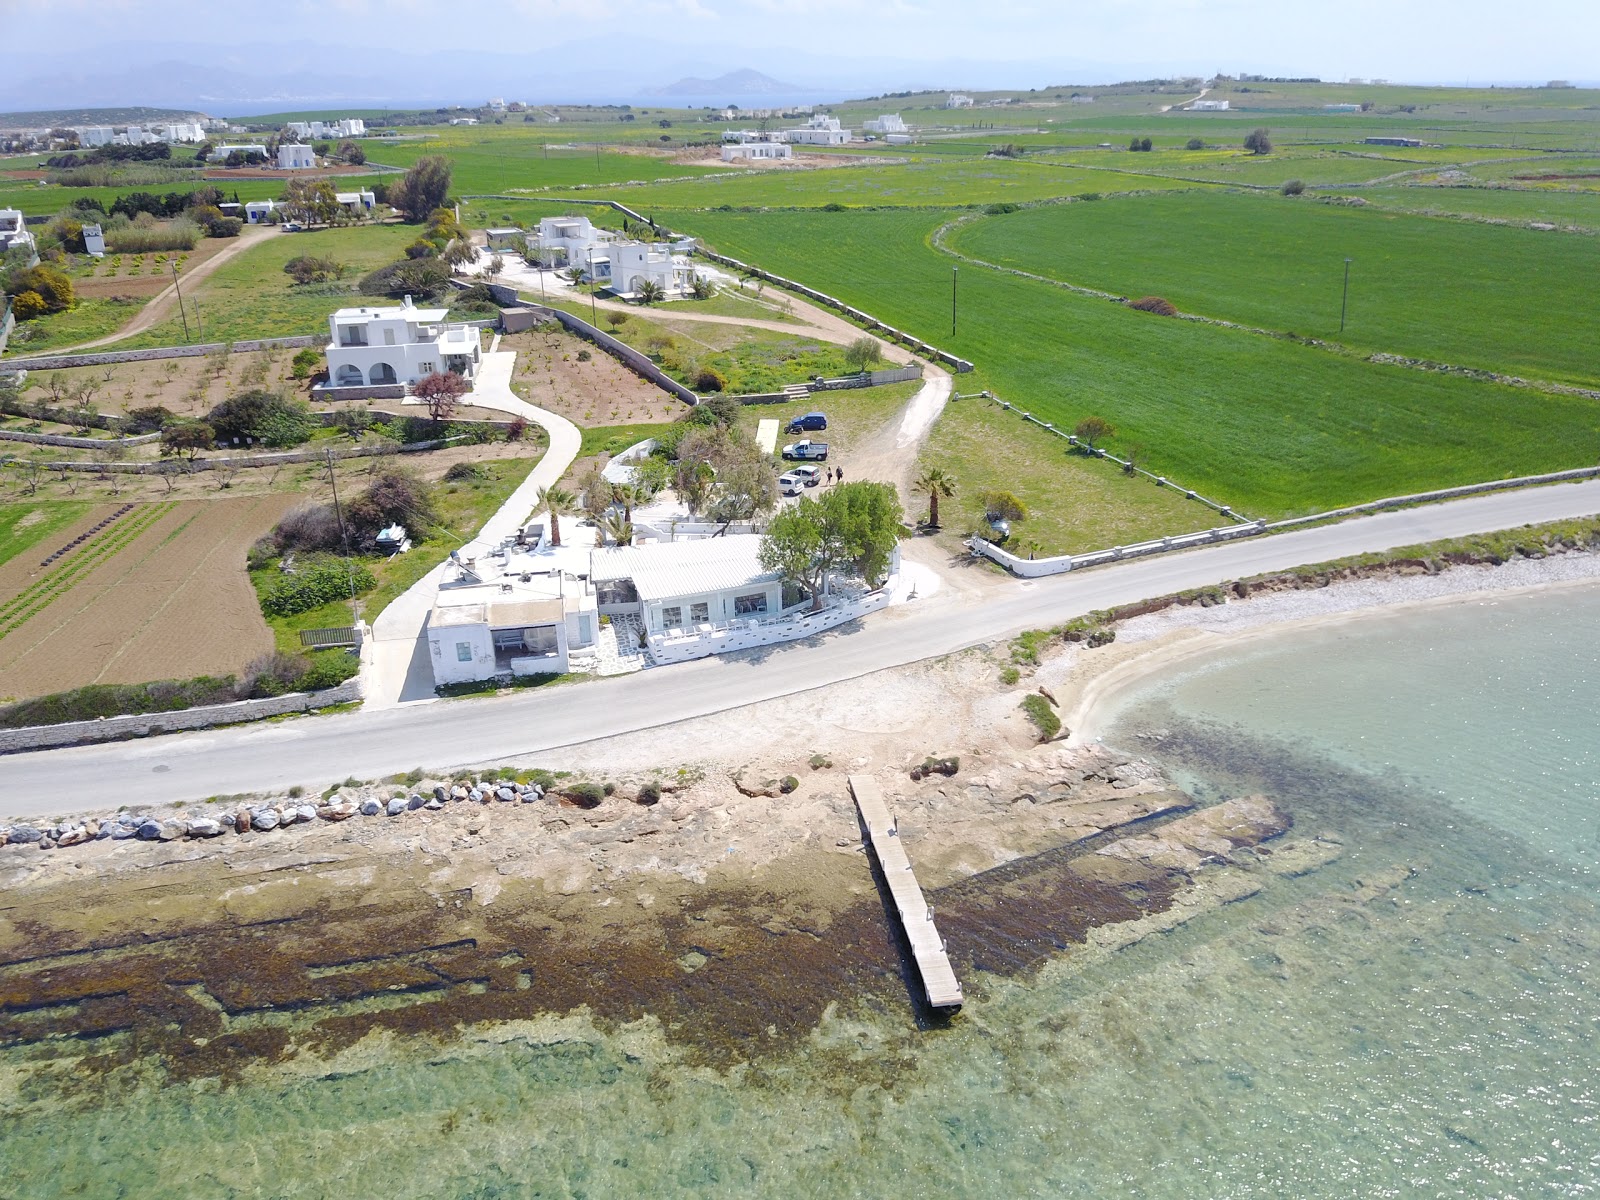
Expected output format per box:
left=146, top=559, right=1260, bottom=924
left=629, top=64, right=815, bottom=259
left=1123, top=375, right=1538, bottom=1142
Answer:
left=951, top=191, right=1600, bottom=386
left=0, top=501, right=94, bottom=568
left=1355, top=186, right=1600, bottom=227
left=676, top=206, right=1600, bottom=518
left=364, top=130, right=721, bottom=194
left=0, top=173, right=389, bottom=219
left=119, top=223, right=420, bottom=348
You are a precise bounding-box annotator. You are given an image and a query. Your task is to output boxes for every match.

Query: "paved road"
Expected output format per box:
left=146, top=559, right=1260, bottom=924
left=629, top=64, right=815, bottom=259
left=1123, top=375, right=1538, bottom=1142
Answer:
left=7, top=478, right=1597, bottom=814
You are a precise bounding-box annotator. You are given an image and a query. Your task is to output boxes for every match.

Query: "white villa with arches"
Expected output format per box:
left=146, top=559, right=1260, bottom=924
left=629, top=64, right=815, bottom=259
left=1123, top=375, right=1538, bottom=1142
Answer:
left=323, top=298, right=482, bottom=388
left=606, top=241, right=701, bottom=299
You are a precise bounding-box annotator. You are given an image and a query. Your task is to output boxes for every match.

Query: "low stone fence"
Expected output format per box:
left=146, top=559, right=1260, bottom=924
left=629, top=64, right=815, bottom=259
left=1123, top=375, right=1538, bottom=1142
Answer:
left=30, top=434, right=464, bottom=474
left=3, top=334, right=324, bottom=373
left=310, top=382, right=408, bottom=402
left=646, top=585, right=892, bottom=665
left=812, top=364, right=924, bottom=390
left=0, top=428, right=160, bottom=450
left=0, top=673, right=364, bottom=755
left=695, top=248, right=975, bottom=375
left=970, top=464, right=1600, bottom=579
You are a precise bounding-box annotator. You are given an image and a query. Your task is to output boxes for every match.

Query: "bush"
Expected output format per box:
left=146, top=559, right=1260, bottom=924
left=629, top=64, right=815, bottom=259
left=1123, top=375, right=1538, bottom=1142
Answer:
left=5, top=263, right=74, bottom=314
left=1185, top=137, right=1205, bottom=150
left=563, top=782, right=605, bottom=808
left=243, top=650, right=311, bottom=698
left=284, top=256, right=345, bottom=285
left=1020, top=694, right=1061, bottom=742
left=260, top=554, right=376, bottom=617
left=576, top=349, right=592, bottom=362
left=203, top=216, right=243, bottom=238
left=984, top=202, right=1020, bottom=215
left=10, top=290, right=49, bottom=320
left=0, top=676, right=242, bottom=729
left=405, top=239, right=437, bottom=260
left=290, top=347, right=322, bottom=379
left=103, top=220, right=199, bottom=253
left=1129, top=295, right=1178, bottom=316
left=693, top=366, right=726, bottom=392
left=344, top=470, right=439, bottom=545
left=270, top=503, right=345, bottom=554
left=1281, top=179, right=1306, bottom=196
left=779, top=775, right=800, bottom=794
left=636, top=780, right=662, bottom=806
left=299, top=650, right=360, bottom=690
left=124, top=405, right=175, bottom=433
left=444, top=461, right=487, bottom=482
left=361, top=256, right=450, bottom=300
left=207, top=389, right=315, bottom=448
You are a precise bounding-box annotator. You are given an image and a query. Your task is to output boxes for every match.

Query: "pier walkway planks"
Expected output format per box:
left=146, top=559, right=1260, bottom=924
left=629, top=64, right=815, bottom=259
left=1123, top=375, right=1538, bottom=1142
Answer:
left=849, top=775, right=964, bottom=1010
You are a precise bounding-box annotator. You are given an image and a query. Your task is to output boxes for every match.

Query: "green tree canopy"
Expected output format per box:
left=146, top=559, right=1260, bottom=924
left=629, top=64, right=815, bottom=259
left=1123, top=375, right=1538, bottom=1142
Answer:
left=760, top=481, right=904, bottom=610
left=207, top=390, right=315, bottom=448
left=391, top=156, right=453, bottom=222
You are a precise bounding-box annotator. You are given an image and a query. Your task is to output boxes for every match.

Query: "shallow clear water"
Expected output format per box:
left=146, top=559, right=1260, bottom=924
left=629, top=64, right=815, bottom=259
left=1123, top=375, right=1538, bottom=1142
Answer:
left=4, top=585, right=1599, bottom=1197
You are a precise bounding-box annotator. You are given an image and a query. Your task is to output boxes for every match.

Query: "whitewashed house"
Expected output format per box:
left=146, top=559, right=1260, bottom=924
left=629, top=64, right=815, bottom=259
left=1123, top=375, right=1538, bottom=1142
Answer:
left=722, top=141, right=791, bottom=161
left=946, top=94, right=974, bottom=108
left=287, top=119, right=366, bottom=140
left=485, top=227, right=525, bottom=251
left=862, top=114, right=907, bottom=134
left=785, top=114, right=850, bottom=146
left=157, top=123, right=205, bottom=143
left=337, top=118, right=366, bottom=138
left=210, top=143, right=268, bottom=161
left=82, top=223, right=105, bottom=256
left=334, top=190, right=376, bottom=214
left=885, top=133, right=913, bottom=146
left=79, top=126, right=115, bottom=147
left=1186, top=99, right=1231, bottom=111
left=530, top=215, right=614, bottom=271
left=593, top=538, right=801, bottom=638
left=0, top=209, right=36, bottom=260
left=323, top=298, right=482, bottom=388
left=487, top=98, right=506, bottom=113
left=278, top=143, right=316, bottom=169
left=606, top=241, right=700, bottom=298
left=244, top=200, right=278, bottom=224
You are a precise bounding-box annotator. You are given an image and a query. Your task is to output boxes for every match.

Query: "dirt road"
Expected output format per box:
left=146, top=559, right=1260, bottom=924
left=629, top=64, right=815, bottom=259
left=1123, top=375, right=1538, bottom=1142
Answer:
left=42, top=224, right=277, bottom=354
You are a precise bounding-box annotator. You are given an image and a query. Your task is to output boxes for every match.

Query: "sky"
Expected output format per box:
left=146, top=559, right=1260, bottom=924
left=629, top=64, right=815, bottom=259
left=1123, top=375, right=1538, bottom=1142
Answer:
left=3, top=0, right=1598, bottom=105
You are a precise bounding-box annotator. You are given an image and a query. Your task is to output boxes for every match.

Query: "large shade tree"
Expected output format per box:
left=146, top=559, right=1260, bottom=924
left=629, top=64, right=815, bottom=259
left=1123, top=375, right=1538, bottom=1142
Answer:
left=760, top=481, right=903, bottom=611
left=389, top=155, right=453, bottom=223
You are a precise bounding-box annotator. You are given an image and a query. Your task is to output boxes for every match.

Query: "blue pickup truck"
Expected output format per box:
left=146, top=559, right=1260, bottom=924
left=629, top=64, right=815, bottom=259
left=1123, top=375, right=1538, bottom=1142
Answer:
left=785, top=411, right=828, bottom=434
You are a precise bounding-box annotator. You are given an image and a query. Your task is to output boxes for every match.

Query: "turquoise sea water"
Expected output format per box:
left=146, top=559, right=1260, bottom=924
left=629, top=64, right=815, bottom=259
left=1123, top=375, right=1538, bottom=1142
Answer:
left=3, top=585, right=1599, bottom=1197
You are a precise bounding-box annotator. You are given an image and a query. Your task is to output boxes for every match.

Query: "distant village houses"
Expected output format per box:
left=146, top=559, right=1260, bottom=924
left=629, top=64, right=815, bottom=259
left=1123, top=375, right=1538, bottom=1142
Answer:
left=784, top=114, right=851, bottom=146
left=946, top=94, right=974, bottom=109
left=285, top=118, right=367, bottom=140
left=862, top=114, right=907, bottom=135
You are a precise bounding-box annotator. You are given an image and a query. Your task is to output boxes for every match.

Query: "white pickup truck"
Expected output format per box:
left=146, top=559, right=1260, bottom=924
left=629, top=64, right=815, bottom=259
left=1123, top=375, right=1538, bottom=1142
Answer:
left=781, top=440, right=829, bottom=462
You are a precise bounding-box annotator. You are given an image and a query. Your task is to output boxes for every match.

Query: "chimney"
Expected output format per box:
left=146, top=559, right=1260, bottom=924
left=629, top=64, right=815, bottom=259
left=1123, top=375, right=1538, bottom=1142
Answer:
left=403, top=294, right=413, bottom=307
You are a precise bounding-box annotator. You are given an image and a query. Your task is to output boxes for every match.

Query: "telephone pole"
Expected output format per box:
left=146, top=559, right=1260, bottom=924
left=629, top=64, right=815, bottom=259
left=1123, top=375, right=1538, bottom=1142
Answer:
left=1340, top=257, right=1353, bottom=333
left=951, top=267, right=958, bottom=338
left=171, top=261, right=191, bottom=341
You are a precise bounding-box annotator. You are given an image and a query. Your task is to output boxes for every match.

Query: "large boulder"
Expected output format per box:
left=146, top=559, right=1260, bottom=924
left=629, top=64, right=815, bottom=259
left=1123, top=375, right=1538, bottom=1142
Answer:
left=359, top=798, right=382, bottom=816
left=136, top=820, right=164, bottom=841
left=278, top=807, right=303, bottom=828
left=7, top=825, right=43, bottom=844
left=386, top=797, right=407, bottom=817
left=251, top=809, right=281, bottom=832
left=56, top=826, right=90, bottom=847
left=316, top=803, right=355, bottom=822
left=187, top=818, right=225, bottom=839
left=234, top=808, right=253, bottom=835
left=496, top=786, right=516, bottom=803
left=433, top=785, right=449, bottom=803
left=109, top=823, right=138, bottom=841
left=407, top=794, right=426, bottom=811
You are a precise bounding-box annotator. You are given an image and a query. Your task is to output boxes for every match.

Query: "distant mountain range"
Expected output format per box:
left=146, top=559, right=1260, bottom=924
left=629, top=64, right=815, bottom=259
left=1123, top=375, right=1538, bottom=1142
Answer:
left=646, top=69, right=805, bottom=98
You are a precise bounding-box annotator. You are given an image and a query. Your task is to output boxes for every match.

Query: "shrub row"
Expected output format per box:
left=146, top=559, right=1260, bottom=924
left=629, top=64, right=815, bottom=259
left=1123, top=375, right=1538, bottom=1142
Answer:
left=261, top=556, right=377, bottom=618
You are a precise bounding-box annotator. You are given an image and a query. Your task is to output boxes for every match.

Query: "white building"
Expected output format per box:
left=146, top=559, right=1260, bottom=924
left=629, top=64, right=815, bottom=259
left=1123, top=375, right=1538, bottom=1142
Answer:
left=287, top=118, right=366, bottom=140
left=485, top=227, right=525, bottom=251
left=862, top=114, right=907, bottom=134
left=210, top=143, right=268, bottom=161
left=79, top=126, right=115, bottom=147
left=784, top=114, right=850, bottom=146
left=1, top=209, right=37, bottom=261
left=429, top=576, right=595, bottom=685
left=334, top=190, right=376, bottom=214
left=450, top=117, right=479, bottom=126
left=946, top=94, right=974, bottom=108
left=722, top=141, right=791, bottom=161
left=278, top=143, right=316, bottom=169
left=324, top=298, right=483, bottom=388
left=593, top=537, right=802, bottom=639
left=606, top=241, right=701, bottom=299
left=1186, top=99, right=1231, bottom=111
left=884, top=133, right=913, bottom=146
left=487, top=98, right=506, bottom=113
left=244, top=200, right=278, bottom=224
left=156, top=123, right=205, bottom=143
left=82, top=223, right=105, bottom=257
left=531, top=215, right=615, bottom=271
left=337, top=118, right=366, bottom=138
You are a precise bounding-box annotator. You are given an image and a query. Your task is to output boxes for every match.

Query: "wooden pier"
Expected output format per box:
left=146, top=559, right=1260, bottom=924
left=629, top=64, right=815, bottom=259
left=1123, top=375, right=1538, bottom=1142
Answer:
left=849, top=775, right=963, bottom=1010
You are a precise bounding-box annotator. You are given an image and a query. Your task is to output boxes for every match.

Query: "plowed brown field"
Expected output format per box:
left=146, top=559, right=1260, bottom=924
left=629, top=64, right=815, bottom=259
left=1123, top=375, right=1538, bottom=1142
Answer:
left=0, top=494, right=295, bottom=702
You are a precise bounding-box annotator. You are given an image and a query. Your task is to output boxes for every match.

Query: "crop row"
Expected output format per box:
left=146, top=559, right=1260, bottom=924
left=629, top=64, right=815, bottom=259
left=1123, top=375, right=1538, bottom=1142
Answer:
left=0, top=504, right=178, bottom=640
left=38, top=504, right=136, bottom=567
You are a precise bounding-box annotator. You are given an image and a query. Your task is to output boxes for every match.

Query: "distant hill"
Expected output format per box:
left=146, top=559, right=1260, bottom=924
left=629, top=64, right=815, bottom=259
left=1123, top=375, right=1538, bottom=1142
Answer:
left=0, top=105, right=206, bottom=131
left=647, top=69, right=805, bottom=98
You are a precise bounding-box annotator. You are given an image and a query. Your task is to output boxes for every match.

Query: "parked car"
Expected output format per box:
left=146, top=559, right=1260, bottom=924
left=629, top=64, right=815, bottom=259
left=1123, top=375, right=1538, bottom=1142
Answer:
left=778, top=471, right=807, bottom=497
left=781, top=439, right=829, bottom=462
left=280, top=221, right=304, bottom=232
left=785, top=411, right=828, bottom=434
left=791, top=465, right=823, bottom=487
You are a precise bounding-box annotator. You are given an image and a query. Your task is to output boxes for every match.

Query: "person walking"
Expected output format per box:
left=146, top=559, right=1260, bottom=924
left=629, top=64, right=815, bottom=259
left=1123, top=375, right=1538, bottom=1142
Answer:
left=835, top=466, right=844, bottom=483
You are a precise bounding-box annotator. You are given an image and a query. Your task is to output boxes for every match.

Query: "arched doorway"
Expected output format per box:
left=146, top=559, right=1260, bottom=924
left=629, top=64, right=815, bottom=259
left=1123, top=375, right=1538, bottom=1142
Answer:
left=334, top=364, right=363, bottom=387
left=369, top=363, right=398, bottom=385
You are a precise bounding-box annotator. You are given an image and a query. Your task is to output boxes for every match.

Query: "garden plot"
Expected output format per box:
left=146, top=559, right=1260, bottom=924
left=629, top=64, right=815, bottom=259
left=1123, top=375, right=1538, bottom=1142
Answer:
left=499, top=325, right=688, bottom=426
left=0, top=494, right=294, bottom=702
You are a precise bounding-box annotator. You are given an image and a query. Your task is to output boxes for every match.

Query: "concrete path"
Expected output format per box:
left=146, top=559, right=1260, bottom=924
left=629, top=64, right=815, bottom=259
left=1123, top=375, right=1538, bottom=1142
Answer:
left=10, top=477, right=1600, bottom=810
left=364, top=350, right=582, bottom=708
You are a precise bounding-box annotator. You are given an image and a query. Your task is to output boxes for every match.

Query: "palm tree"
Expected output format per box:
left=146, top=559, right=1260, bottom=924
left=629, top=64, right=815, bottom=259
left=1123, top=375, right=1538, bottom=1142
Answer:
left=601, top=510, right=634, bottom=546
left=915, top=467, right=957, bottom=529
left=561, top=265, right=587, bottom=287
left=611, top=480, right=652, bottom=523
left=636, top=279, right=665, bottom=306
left=540, top=486, right=579, bottom=547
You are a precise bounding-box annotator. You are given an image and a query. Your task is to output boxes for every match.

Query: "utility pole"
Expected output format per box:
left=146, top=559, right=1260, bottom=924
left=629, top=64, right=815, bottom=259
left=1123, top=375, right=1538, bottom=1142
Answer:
left=951, top=266, right=958, bottom=337
left=324, top=448, right=359, bottom=623
left=1340, top=257, right=1353, bottom=333
left=171, top=261, right=191, bottom=341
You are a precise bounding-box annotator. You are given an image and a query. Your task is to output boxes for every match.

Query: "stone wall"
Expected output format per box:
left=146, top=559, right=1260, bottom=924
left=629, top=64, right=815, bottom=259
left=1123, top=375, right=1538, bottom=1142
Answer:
left=0, top=674, right=364, bottom=755
left=0, top=428, right=161, bottom=450
left=2, top=334, right=324, bottom=373
left=525, top=303, right=699, bottom=406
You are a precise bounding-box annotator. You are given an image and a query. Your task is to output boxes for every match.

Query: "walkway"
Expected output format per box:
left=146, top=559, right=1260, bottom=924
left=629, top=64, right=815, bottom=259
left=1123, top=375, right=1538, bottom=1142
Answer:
left=9, top=477, right=1598, bottom=809
left=851, top=774, right=963, bottom=1009
left=364, top=349, right=582, bottom=708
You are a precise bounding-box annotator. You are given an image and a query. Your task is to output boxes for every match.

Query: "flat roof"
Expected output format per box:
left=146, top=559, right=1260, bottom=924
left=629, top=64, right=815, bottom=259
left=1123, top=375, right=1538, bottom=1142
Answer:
left=593, top=536, right=778, bottom=604
left=332, top=305, right=450, bottom=322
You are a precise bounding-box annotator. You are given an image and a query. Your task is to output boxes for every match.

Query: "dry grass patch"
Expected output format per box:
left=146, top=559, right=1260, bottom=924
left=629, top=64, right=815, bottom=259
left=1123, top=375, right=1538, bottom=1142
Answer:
left=501, top=324, right=688, bottom=426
